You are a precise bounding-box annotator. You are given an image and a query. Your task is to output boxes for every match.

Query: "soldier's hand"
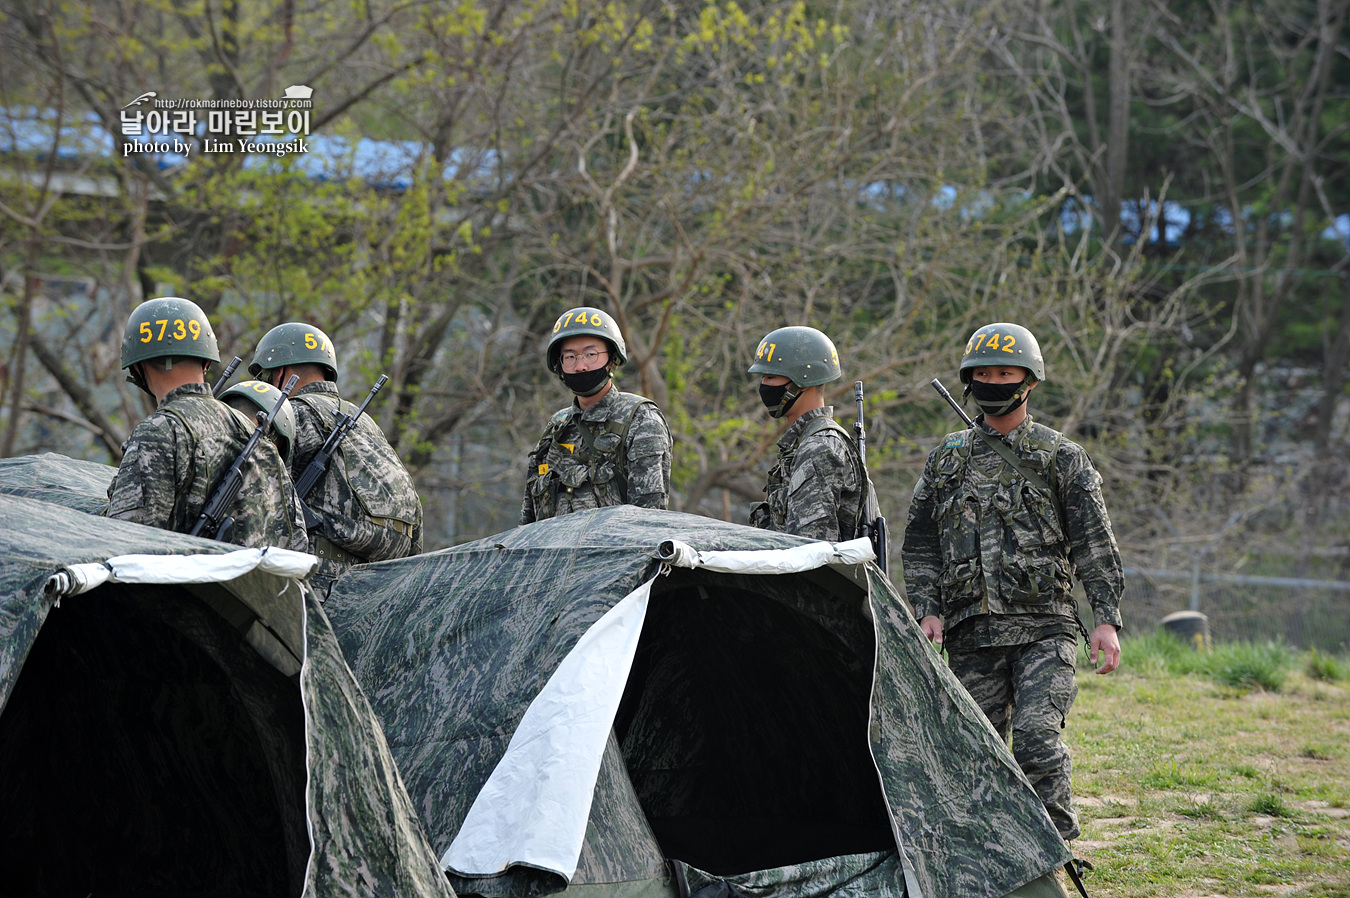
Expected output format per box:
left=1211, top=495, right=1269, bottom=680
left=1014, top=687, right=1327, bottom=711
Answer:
left=1089, top=624, right=1121, bottom=674
left=919, top=615, right=944, bottom=648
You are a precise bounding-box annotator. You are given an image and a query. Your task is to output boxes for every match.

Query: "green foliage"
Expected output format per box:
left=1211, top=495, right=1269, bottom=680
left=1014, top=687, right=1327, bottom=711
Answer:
left=1305, top=649, right=1349, bottom=683
left=1248, top=793, right=1295, bottom=818
left=1125, top=632, right=1302, bottom=693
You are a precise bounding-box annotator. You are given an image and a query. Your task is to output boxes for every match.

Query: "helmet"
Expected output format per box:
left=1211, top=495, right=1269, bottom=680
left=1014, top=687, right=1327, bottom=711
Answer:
left=121, top=297, right=220, bottom=369
left=219, top=380, right=298, bottom=463
left=747, top=326, right=841, bottom=387
left=249, top=322, right=338, bottom=381
left=959, top=323, right=1045, bottom=383
left=546, top=306, right=628, bottom=374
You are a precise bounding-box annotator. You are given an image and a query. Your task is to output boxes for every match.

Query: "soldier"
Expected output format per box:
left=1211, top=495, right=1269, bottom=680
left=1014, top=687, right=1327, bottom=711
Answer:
left=901, top=322, right=1123, bottom=844
left=250, top=322, right=423, bottom=593
left=521, top=306, right=672, bottom=523
left=106, top=297, right=308, bottom=551
left=220, top=380, right=298, bottom=464
left=748, top=326, right=866, bottom=542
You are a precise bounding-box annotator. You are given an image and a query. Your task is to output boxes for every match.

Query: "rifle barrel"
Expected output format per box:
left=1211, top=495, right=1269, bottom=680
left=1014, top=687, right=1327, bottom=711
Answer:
left=930, top=378, right=976, bottom=429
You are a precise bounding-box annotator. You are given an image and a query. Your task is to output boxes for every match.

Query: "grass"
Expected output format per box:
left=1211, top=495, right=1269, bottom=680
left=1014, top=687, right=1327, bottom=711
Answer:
left=1068, top=636, right=1350, bottom=897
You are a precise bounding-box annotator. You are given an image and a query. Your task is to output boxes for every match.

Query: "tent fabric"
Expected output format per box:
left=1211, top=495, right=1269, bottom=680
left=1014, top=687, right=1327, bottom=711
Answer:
left=49, top=545, right=317, bottom=597
left=0, top=450, right=117, bottom=514
left=0, top=479, right=454, bottom=898
left=325, top=505, right=1071, bottom=898
left=446, top=579, right=654, bottom=879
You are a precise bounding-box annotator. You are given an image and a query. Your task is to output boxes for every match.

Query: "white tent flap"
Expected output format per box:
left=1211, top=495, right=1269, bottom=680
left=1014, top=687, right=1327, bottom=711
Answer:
left=656, top=537, right=874, bottom=574
left=443, top=580, right=654, bottom=880
left=46, top=546, right=317, bottom=598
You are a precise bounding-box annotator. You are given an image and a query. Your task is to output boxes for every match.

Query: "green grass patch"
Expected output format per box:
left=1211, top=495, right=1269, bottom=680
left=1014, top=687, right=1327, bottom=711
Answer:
left=1068, top=635, right=1350, bottom=896
left=1306, top=648, right=1350, bottom=683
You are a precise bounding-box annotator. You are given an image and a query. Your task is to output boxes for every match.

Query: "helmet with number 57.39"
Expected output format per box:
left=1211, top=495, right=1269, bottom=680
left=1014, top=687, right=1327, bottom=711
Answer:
left=120, top=296, right=220, bottom=370
left=249, top=322, right=339, bottom=382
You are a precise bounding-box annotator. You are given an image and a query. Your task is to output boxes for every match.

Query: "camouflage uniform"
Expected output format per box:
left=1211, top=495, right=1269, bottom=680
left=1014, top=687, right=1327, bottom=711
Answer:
left=520, top=389, right=672, bottom=524
left=106, top=382, right=308, bottom=552
left=750, top=407, right=866, bottom=542
left=289, top=381, right=423, bottom=592
left=901, top=413, right=1124, bottom=841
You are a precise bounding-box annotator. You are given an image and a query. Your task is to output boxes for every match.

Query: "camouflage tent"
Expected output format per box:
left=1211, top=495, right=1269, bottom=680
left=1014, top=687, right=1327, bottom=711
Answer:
left=0, top=455, right=454, bottom=898
left=326, top=507, right=1072, bottom=898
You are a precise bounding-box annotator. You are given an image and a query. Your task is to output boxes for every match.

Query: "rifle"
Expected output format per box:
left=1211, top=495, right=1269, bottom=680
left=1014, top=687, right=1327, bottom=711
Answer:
left=293, top=375, right=389, bottom=527
left=211, top=356, right=243, bottom=397
left=853, top=381, right=889, bottom=573
left=930, top=377, right=976, bottom=428
left=190, top=374, right=300, bottom=542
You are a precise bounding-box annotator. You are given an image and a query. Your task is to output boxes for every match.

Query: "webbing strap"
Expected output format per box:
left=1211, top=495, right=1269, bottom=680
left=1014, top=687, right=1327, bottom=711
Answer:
left=972, top=426, right=1066, bottom=533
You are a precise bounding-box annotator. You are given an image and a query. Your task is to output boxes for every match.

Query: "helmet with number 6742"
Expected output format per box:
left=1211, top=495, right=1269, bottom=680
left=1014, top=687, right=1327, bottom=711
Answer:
left=120, top=297, right=220, bottom=369
left=958, top=322, right=1045, bottom=383
left=249, top=322, right=338, bottom=381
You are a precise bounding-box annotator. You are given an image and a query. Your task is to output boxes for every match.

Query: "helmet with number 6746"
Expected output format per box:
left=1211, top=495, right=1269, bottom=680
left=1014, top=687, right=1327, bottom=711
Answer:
left=546, top=306, right=628, bottom=374
left=249, top=322, right=338, bottom=381
left=120, top=297, right=220, bottom=369
left=958, top=322, right=1045, bottom=383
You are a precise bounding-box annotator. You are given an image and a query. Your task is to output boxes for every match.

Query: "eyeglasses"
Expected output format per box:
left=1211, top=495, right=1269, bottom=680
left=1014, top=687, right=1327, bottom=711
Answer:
left=560, top=349, right=608, bottom=367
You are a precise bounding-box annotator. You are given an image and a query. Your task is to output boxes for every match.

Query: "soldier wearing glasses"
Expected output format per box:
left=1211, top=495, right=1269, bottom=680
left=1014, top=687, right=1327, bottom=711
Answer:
left=520, top=306, right=672, bottom=524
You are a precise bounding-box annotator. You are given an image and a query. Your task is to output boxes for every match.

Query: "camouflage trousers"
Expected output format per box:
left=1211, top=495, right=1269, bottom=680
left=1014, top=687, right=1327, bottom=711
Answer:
left=947, top=635, right=1080, bottom=841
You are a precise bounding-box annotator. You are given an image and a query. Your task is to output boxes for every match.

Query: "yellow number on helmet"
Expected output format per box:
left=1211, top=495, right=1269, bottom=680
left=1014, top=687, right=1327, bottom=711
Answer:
left=188, top=320, right=201, bottom=339
left=173, top=319, right=187, bottom=340
left=156, top=319, right=169, bottom=340
left=590, top=312, right=604, bottom=326
left=140, top=322, right=153, bottom=343
left=1001, top=336, right=1016, bottom=352
left=251, top=382, right=269, bottom=394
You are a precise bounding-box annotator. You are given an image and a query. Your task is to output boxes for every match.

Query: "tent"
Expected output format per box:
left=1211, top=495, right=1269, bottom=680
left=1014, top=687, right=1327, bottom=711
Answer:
left=325, top=506, right=1072, bottom=898
left=0, top=456, right=455, bottom=898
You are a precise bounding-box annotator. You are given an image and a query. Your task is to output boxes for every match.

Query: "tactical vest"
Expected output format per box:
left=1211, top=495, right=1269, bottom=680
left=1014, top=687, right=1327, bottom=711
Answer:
left=928, top=421, right=1072, bottom=618
left=526, top=393, right=654, bottom=520
left=762, top=413, right=868, bottom=540
left=292, top=392, right=421, bottom=561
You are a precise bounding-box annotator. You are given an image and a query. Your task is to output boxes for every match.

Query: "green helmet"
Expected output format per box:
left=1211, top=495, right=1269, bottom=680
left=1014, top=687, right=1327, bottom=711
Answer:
left=249, top=322, right=338, bottom=381
left=120, top=297, right=220, bottom=369
left=546, top=306, right=628, bottom=374
left=959, top=322, right=1045, bottom=383
left=219, top=380, right=297, bottom=463
left=747, top=326, right=841, bottom=387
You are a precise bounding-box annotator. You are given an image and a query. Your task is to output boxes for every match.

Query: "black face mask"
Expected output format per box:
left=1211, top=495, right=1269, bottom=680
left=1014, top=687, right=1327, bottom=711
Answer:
left=562, top=366, right=610, bottom=397
left=968, top=378, right=1031, bottom=416
left=759, top=382, right=800, bottom=419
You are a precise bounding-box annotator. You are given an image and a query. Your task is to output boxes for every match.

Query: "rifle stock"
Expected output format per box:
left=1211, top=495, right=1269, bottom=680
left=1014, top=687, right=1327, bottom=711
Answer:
left=190, top=373, right=300, bottom=540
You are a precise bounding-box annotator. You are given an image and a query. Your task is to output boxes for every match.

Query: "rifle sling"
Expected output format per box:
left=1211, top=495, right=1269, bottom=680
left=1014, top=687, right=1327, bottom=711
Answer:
left=971, top=425, right=1066, bottom=532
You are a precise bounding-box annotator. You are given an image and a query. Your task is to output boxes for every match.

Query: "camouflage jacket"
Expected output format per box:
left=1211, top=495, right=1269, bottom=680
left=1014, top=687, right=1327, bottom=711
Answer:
left=289, top=381, right=423, bottom=582
left=106, top=382, right=308, bottom=551
left=520, top=387, right=672, bottom=524
left=750, top=407, right=865, bottom=542
left=901, top=414, right=1124, bottom=635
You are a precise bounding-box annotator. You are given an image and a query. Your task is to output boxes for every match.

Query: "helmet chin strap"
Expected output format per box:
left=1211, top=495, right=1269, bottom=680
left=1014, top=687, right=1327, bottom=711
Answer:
left=768, top=383, right=802, bottom=419
left=127, top=362, right=155, bottom=399
left=964, top=378, right=1034, bottom=417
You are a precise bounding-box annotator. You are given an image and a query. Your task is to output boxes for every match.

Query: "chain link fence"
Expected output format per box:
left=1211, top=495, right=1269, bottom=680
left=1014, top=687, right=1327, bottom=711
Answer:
left=1122, top=567, right=1350, bottom=654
